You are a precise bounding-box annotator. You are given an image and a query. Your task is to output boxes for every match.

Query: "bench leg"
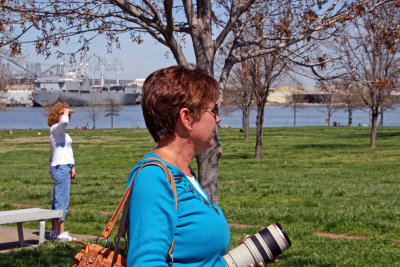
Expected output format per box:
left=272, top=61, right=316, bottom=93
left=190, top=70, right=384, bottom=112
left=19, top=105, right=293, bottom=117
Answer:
left=39, top=220, right=45, bottom=245
left=17, top=222, right=24, bottom=246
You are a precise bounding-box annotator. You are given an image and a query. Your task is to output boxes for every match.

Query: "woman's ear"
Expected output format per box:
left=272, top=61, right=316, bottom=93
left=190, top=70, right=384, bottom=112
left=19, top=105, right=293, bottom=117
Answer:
left=178, top=107, right=193, bottom=132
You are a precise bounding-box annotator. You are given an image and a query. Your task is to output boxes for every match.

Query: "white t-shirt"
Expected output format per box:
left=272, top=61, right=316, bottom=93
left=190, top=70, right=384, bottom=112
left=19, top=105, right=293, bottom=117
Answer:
left=50, top=115, right=75, bottom=166
left=186, top=175, right=208, bottom=199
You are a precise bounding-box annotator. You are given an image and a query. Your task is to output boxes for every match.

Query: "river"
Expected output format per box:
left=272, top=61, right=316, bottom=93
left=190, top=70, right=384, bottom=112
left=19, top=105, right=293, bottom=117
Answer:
left=0, top=104, right=399, bottom=129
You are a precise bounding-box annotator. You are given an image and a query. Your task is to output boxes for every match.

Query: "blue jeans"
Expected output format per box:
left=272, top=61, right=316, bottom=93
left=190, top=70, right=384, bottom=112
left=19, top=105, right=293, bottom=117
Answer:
left=51, top=164, right=73, bottom=221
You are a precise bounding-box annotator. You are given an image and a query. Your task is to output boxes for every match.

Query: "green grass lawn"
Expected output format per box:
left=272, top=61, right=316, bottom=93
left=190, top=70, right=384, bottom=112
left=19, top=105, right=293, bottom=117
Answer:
left=0, top=126, right=399, bottom=266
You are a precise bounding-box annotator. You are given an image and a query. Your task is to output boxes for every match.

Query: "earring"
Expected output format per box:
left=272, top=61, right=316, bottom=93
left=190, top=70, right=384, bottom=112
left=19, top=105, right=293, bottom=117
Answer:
left=187, top=128, right=191, bottom=143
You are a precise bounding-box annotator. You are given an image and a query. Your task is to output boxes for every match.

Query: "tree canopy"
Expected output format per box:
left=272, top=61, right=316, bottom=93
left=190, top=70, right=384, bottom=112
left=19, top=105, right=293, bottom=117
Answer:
left=1, top=1, right=395, bottom=75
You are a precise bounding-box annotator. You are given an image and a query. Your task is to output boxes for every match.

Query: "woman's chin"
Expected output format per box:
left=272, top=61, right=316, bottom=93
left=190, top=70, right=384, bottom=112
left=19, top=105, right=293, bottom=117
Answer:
left=194, top=142, right=214, bottom=156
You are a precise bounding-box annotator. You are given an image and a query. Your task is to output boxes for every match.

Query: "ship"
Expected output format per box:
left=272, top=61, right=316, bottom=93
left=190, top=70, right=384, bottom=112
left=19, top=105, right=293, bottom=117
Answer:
left=0, top=51, right=142, bottom=107
left=32, top=70, right=142, bottom=107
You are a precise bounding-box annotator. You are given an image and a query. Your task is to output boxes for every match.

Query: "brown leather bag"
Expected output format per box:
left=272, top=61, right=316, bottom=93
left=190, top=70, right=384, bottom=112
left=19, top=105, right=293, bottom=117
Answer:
left=72, top=159, right=177, bottom=267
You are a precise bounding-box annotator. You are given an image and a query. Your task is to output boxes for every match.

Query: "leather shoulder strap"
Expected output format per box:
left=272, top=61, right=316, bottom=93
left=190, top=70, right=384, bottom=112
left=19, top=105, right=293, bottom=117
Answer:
left=144, top=158, right=177, bottom=209
left=100, top=158, right=178, bottom=238
left=109, top=158, right=178, bottom=266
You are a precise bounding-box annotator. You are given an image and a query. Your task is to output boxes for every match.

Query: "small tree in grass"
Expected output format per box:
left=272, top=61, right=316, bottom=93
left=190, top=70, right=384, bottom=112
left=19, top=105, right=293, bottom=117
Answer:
left=87, top=95, right=103, bottom=129
left=104, top=99, right=122, bottom=129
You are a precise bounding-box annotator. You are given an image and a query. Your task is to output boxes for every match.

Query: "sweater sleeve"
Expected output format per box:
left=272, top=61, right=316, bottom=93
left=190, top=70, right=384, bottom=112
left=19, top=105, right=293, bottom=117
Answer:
left=126, top=165, right=177, bottom=266
left=50, top=115, right=69, bottom=136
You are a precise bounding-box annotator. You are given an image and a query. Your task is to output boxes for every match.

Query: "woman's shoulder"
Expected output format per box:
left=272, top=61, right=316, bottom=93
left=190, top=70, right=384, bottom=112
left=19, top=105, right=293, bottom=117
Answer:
left=131, top=152, right=165, bottom=172
left=132, top=152, right=183, bottom=176
left=128, top=152, right=173, bottom=185
left=127, top=152, right=177, bottom=201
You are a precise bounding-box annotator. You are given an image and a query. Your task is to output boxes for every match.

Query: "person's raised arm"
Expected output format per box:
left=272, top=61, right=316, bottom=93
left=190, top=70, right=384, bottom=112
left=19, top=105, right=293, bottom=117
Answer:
left=51, top=108, right=74, bottom=135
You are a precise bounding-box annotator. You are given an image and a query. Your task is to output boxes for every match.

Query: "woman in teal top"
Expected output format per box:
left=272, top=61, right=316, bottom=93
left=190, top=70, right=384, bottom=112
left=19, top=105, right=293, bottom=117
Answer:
left=126, top=65, right=230, bottom=266
left=127, top=152, right=230, bottom=266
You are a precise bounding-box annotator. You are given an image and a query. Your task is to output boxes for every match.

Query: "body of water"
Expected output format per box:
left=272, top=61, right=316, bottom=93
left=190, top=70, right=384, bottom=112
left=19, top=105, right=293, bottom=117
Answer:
left=1, top=104, right=399, bottom=129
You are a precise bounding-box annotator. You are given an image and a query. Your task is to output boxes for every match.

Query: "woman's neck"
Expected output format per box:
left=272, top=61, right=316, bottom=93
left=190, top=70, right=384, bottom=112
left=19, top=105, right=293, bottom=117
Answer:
left=153, top=144, right=194, bottom=176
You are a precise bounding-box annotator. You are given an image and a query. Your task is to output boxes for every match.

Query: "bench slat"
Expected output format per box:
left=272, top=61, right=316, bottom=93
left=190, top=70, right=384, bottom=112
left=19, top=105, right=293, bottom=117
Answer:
left=0, top=208, right=63, bottom=224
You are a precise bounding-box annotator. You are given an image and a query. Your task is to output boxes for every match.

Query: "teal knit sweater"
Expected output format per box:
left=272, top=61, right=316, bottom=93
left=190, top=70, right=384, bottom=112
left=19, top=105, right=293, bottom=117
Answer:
left=126, top=152, right=230, bottom=266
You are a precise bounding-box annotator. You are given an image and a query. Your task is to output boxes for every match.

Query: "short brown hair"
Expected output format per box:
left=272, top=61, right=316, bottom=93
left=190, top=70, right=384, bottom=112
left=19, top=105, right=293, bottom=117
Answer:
left=48, top=102, right=70, bottom=127
left=141, top=65, right=219, bottom=142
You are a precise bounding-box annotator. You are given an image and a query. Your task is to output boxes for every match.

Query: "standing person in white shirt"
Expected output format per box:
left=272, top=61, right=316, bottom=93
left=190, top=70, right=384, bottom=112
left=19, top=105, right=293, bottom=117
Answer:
left=47, top=103, right=76, bottom=241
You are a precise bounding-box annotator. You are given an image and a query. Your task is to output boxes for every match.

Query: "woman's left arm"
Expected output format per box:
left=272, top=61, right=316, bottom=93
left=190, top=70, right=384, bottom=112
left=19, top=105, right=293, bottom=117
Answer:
left=71, top=166, right=76, bottom=179
left=126, top=166, right=176, bottom=266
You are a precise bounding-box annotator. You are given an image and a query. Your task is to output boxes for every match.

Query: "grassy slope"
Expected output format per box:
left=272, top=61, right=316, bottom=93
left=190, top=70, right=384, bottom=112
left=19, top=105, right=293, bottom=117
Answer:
left=0, top=127, right=399, bottom=266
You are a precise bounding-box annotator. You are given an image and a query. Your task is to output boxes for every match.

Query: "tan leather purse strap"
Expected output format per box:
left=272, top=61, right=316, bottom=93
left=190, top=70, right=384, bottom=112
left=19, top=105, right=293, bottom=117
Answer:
left=110, top=159, right=178, bottom=267
left=100, top=158, right=177, bottom=238
left=115, top=159, right=178, bottom=239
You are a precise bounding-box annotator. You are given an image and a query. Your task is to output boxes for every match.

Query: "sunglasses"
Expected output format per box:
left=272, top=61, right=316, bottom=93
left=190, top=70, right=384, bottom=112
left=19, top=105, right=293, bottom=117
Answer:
left=201, top=105, right=219, bottom=119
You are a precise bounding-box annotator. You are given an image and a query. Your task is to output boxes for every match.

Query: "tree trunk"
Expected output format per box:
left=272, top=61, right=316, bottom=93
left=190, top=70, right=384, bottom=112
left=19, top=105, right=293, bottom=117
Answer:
left=327, top=106, right=332, bottom=126
left=293, top=101, right=297, bottom=127
left=244, top=108, right=250, bottom=140
left=196, top=132, right=222, bottom=203
left=370, top=110, right=379, bottom=148
left=255, top=100, right=265, bottom=159
left=242, top=110, right=245, bottom=128
left=195, top=52, right=224, bottom=203
left=369, top=109, right=371, bottom=126
left=379, top=108, right=384, bottom=126
left=348, top=107, right=353, bottom=127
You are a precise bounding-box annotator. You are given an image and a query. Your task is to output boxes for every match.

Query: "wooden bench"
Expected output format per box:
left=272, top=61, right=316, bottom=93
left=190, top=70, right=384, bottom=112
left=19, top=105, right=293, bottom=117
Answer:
left=0, top=208, right=63, bottom=245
